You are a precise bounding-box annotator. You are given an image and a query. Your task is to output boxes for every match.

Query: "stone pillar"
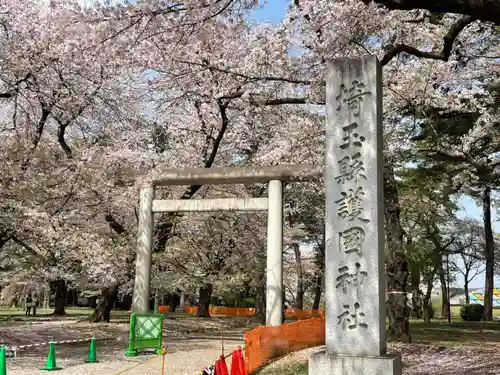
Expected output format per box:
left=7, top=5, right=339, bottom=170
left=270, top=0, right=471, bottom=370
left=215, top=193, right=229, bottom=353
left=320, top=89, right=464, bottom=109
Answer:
left=43, top=285, right=50, bottom=310
left=310, top=56, right=401, bottom=374
left=179, top=292, right=186, bottom=312
left=153, top=289, right=159, bottom=313
left=131, top=185, right=155, bottom=313
left=266, top=179, right=283, bottom=326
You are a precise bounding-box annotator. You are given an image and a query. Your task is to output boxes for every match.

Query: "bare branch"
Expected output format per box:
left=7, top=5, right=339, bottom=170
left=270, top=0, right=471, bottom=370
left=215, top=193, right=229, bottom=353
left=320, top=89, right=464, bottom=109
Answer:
left=359, top=0, right=500, bottom=25
left=154, top=98, right=232, bottom=253
left=0, top=72, right=32, bottom=99
left=218, top=90, right=324, bottom=105
left=381, top=15, right=475, bottom=66
left=173, top=59, right=312, bottom=85
left=10, top=235, right=43, bottom=260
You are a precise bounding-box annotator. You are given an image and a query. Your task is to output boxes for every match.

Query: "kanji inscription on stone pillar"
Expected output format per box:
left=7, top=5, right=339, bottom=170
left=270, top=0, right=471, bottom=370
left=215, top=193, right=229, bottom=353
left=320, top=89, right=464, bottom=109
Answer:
left=325, top=56, right=386, bottom=357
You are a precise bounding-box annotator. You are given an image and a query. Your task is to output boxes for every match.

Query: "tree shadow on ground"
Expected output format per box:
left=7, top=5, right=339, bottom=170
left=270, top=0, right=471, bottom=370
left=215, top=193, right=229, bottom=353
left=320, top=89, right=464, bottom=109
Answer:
left=408, top=321, right=500, bottom=346
left=395, top=345, right=500, bottom=375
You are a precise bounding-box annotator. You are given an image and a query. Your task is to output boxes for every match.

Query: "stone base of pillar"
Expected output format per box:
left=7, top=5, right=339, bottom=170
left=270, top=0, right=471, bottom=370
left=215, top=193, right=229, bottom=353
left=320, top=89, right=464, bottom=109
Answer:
left=309, top=351, right=402, bottom=375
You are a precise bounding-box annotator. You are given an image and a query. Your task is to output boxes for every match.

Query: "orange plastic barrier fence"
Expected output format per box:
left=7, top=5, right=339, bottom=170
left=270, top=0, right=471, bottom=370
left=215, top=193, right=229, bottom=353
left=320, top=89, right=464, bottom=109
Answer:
left=210, top=307, right=256, bottom=316
left=285, top=308, right=325, bottom=320
left=183, top=306, right=256, bottom=316
left=158, top=305, right=171, bottom=313
left=244, top=317, right=325, bottom=374
left=182, top=306, right=324, bottom=319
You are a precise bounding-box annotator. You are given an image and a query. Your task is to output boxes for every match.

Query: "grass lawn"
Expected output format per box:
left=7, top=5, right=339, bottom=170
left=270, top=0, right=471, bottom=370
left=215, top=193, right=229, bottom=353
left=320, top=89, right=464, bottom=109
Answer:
left=0, top=307, right=194, bottom=320
left=257, top=363, right=308, bottom=375
left=409, top=318, right=500, bottom=346
left=0, top=307, right=126, bottom=317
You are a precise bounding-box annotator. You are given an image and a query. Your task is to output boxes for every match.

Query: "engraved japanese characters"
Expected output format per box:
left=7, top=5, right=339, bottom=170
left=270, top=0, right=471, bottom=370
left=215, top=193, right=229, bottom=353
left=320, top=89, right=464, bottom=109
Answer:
left=335, top=79, right=371, bottom=331
left=317, top=55, right=399, bottom=373
left=336, top=80, right=372, bottom=117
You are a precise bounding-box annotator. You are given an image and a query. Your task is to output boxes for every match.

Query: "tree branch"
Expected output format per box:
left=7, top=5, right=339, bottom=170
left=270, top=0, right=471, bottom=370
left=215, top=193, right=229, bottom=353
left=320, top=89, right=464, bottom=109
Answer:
left=217, top=90, right=324, bottom=105
left=179, top=98, right=231, bottom=200
left=359, top=0, right=500, bottom=25
left=172, top=59, right=312, bottom=85
left=54, top=66, right=105, bottom=159
left=0, top=72, right=32, bottom=99
left=10, top=235, right=43, bottom=260
left=57, top=121, right=73, bottom=159
left=381, top=15, right=475, bottom=66
left=21, top=105, right=51, bottom=170
left=154, top=99, right=233, bottom=253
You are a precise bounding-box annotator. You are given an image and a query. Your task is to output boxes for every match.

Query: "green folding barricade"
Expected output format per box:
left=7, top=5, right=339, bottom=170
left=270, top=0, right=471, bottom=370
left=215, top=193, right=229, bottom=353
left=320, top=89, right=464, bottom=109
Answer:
left=124, top=312, right=164, bottom=356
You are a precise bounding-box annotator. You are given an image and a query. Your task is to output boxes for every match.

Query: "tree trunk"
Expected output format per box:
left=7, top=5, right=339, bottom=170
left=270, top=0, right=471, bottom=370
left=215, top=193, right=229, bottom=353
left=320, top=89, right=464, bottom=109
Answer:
left=438, top=262, right=449, bottom=319
left=312, top=239, right=325, bottom=311
left=151, top=290, right=158, bottom=312
left=179, top=292, right=186, bottom=311
left=90, top=284, right=118, bottom=323
left=255, top=279, right=266, bottom=314
left=253, top=248, right=267, bottom=324
left=409, top=267, right=422, bottom=319
left=384, top=164, right=411, bottom=342
left=43, top=287, right=50, bottom=309
left=32, top=294, right=37, bottom=317
left=312, top=275, right=322, bottom=310
left=53, top=279, right=67, bottom=316
left=121, top=294, right=132, bottom=310
left=422, top=299, right=432, bottom=324
left=422, top=276, right=434, bottom=324
left=169, top=292, right=180, bottom=312
left=292, top=243, right=304, bottom=310
left=255, top=276, right=266, bottom=324
left=196, top=283, right=212, bottom=318
left=408, top=239, right=422, bottom=319
left=464, top=269, right=470, bottom=305
left=483, top=186, right=494, bottom=321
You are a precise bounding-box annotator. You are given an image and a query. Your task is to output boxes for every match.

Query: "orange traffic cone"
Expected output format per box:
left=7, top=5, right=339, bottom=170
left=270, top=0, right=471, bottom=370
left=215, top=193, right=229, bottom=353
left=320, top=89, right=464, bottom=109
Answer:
left=218, top=354, right=229, bottom=375
left=230, top=350, right=240, bottom=375
left=237, top=347, right=246, bottom=375
left=214, top=359, right=222, bottom=375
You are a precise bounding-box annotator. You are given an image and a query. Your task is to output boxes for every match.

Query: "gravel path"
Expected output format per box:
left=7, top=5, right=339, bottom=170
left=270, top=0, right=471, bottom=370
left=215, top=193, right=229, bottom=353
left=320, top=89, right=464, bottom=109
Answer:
left=1, top=317, right=251, bottom=375
left=5, top=334, right=244, bottom=375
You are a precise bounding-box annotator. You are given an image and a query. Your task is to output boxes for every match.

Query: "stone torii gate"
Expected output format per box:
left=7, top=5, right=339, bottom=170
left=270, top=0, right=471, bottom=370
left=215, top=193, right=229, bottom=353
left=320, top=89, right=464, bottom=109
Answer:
left=131, top=55, right=402, bottom=374
left=131, top=164, right=320, bottom=326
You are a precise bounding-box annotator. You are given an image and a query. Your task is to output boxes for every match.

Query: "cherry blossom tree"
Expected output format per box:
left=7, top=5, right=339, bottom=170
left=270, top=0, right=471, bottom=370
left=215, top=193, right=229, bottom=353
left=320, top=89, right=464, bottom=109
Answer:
left=1, top=0, right=499, bottom=340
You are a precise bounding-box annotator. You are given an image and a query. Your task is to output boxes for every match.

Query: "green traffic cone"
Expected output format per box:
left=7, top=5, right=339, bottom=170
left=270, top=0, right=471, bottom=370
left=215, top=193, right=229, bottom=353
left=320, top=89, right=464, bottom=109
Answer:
left=86, top=337, right=97, bottom=363
left=0, top=345, right=6, bottom=375
left=41, top=339, right=59, bottom=371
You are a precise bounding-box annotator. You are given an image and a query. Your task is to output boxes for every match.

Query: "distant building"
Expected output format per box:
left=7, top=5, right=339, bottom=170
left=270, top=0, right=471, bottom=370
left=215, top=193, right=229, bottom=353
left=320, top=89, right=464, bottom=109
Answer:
left=469, top=288, right=500, bottom=307
left=450, top=294, right=466, bottom=305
